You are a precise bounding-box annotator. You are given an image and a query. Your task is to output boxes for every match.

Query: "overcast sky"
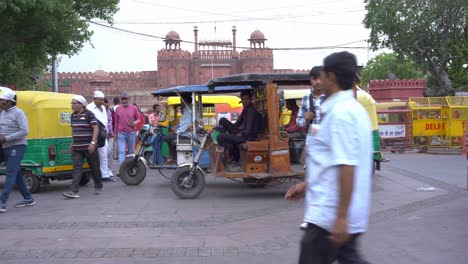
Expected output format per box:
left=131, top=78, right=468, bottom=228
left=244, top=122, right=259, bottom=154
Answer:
left=58, top=0, right=383, bottom=73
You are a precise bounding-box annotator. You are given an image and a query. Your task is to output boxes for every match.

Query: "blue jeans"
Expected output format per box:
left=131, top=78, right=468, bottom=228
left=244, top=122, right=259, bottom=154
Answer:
left=117, top=131, right=136, bottom=165
left=152, top=134, right=164, bottom=165
left=1, top=145, right=32, bottom=205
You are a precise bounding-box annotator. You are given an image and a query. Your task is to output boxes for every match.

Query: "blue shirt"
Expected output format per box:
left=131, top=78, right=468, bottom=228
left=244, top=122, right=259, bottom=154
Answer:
left=175, top=104, right=193, bottom=134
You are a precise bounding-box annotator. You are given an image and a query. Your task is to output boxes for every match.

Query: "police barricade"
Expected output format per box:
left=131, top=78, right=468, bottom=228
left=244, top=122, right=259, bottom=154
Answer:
left=409, top=97, right=448, bottom=150
left=377, top=108, right=411, bottom=152
left=441, top=96, right=468, bottom=148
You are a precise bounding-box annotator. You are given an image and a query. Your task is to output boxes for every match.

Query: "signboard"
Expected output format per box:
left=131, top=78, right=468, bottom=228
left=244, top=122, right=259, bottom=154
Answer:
left=379, top=124, right=406, bottom=138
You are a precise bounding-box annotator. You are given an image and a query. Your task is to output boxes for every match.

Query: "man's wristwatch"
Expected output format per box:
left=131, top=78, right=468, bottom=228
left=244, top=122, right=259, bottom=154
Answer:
left=91, top=141, right=96, bottom=145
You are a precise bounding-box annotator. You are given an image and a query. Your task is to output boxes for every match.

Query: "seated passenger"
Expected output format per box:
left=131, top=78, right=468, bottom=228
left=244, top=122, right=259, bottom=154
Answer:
left=284, top=99, right=307, bottom=164
left=163, top=94, right=192, bottom=163
left=217, top=91, right=260, bottom=166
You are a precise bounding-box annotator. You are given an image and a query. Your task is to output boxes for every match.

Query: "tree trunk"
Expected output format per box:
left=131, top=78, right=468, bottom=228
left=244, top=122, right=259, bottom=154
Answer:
left=435, top=68, right=453, bottom=95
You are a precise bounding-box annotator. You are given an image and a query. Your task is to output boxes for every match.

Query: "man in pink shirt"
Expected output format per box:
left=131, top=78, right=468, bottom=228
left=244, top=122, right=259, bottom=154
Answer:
left=114, top=93, right=140, bottom=165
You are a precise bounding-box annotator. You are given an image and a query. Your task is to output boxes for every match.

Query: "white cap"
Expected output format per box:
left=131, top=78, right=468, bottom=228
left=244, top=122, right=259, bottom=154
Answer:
left=0, top=89, right=16, bottom=102
left=93, top=91, right=105, bottom=98
left=72, top=95, right=87, bottom=106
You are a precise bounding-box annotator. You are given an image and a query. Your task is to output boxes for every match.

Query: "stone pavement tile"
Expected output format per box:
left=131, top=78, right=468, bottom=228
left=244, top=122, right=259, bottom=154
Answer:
left=90, top=248, right=110, bottom=258
left=149, top=236, right=204, bottom=248
left=157, top=248, right=174, bottom=257
left=74, top=249, right=94, bottom=258
left=170, top=247, right=186, bottom=257
left=143, top=248, right=160, bottom=258
left=105, top=237, right=155, bottom=248
left=198, top=247, right=212, bottom=257
left=129, top=248, right=146, bottom=257
left=58, top=214, right=138, bottom=222
left=103, top=248, right=134, bottom=258
left=203, top=236, right=248, bottom=248
left=184, top=247, right=199, bottom=257
left=134, top=213, right=182, bottom=222
left=0, top=229, right=77, bottom=240
left=211, top=248, right=224, bottom=257
left=73, top=227, right=140, bottom=238
left=159, top=226, right=215, bottom=236
left=363, top=196, right=468, bottom=264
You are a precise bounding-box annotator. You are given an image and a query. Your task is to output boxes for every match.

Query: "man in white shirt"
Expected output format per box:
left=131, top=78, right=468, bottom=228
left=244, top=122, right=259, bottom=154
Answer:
left=87, top=91, right=113, bottom=182
left=285, top=51, right=372, bottom=264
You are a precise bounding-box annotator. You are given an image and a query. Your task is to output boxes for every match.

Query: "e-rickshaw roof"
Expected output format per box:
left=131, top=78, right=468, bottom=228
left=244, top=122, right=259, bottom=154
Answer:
left=206, top=73, right=310, bottom=91
left=152, top=84, right=252, bottom=97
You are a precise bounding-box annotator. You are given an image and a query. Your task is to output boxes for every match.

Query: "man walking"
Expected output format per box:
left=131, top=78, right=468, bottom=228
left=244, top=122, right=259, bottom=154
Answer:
left=114, top=93, right=140, bottom=165
left=297, top=65, right=327, bottom=229
left=285, top=52, right=373, bottom=264
left=63, top=95, right=103, bottom=199
left=103, top=98, right=116, bottom=177
left=0, top=89, right=36, bottom=212
left=87, top=91, right=113, bottom=182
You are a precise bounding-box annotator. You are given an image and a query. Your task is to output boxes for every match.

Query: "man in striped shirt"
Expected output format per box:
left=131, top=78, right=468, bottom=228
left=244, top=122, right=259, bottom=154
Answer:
left=63, top=95, right=103, bottom=199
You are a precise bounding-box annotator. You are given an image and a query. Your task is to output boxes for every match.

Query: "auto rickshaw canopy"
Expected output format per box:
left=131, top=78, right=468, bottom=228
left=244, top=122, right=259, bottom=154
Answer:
left=16, top=91, right=75, bottom=139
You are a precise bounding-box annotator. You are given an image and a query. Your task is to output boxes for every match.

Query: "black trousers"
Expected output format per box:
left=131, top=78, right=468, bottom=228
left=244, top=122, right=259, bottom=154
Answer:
left=163, top=133, right=189, bottom=160
left=299, top=224, right=371, bottom=264
left=70, top=149, right=103, bottom=193
left=217, top=118, right=246, bottom=162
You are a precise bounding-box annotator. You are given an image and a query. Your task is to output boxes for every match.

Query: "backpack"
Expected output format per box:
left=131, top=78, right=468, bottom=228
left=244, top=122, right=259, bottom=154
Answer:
left=84, top=110, right=107, bottom=148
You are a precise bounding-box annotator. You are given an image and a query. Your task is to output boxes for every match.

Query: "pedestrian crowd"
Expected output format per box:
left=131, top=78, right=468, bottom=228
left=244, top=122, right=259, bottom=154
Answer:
left=0, top=90, right=156, bottom=208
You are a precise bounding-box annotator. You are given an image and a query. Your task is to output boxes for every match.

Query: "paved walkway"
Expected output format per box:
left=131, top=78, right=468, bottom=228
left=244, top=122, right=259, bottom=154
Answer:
left=0, top=152, right=467, bottom=263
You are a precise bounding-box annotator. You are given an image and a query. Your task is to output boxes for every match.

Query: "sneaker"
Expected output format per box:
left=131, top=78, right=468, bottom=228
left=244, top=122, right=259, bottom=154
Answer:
left=299, top=222, right=309, bottom=230
left=63, top=191, right=80, bottom=199
left=94, top=188, right=102, bottom=195
left=15, top=198, right=36, bottom=208
left=0, top=204, right=6, bottom=213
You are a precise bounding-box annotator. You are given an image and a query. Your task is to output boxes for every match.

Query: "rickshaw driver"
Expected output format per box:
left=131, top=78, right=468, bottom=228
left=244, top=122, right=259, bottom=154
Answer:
left=217, top=90, right=260, bottom=168
left=162, top=94, right=193, bottom=163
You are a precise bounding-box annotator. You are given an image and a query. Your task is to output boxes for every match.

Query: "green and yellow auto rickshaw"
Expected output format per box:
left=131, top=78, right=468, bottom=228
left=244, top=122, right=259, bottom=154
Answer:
left=0, top=90, right=91, bottom=192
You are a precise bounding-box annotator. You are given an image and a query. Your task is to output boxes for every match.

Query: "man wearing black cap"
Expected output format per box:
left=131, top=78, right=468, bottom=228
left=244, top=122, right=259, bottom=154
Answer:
left=217, top=90, right=260, bottom=168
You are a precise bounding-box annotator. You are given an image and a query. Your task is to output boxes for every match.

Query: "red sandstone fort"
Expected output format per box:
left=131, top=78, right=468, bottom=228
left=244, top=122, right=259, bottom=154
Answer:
left=43, top=27, right=307, bottom=108
left=42, top=27, right=425, bottom=109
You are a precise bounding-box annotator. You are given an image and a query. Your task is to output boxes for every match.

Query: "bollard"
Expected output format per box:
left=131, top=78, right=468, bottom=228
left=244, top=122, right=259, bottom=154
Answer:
left=462, top=128, right=467, bottom=157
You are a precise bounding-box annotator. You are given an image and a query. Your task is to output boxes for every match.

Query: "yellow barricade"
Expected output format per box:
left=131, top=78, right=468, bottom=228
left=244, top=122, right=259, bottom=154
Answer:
left=409, top=96, right=468, bottom=149
left=442, top=96, right=468, bottom=147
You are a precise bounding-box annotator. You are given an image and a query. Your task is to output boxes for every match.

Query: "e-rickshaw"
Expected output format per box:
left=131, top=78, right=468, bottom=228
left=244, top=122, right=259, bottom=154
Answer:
left=119, top=74, right=310, bottom=199
left=0, top=89, right=91, bottom=192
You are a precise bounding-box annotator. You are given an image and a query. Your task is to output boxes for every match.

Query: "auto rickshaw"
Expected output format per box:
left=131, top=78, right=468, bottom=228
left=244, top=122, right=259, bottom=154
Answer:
left=119, top=74, right=310, bottom=199
left=0, top=89, right=91, bottom=192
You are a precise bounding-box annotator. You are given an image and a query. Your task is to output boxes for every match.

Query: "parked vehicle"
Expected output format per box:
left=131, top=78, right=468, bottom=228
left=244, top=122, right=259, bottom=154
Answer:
left=0, top=90, right=91, bottom=192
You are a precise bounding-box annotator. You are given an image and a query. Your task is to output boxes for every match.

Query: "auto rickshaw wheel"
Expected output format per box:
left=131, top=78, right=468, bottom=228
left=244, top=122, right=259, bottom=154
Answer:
left=171, top=166, right=205, bottom=199
left=22, top=170, right=40, bottom=193
left=119, top=158, right=146, bottom=185
left=79, top=173, right=91, bottom=186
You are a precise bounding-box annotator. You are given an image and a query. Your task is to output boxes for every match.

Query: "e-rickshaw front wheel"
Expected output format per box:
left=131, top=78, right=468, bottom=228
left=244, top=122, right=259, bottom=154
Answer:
left=171, top=165, right=205, bottom=199
left=119, top=158, right=146, bottom=185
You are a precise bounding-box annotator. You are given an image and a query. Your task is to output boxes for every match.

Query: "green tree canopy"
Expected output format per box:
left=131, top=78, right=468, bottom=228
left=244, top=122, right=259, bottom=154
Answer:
left=0, top=0, right=119, bottom=88
left=364, top=0, right=467, bottom=95
left=361, top=53, right=424, bottom=86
